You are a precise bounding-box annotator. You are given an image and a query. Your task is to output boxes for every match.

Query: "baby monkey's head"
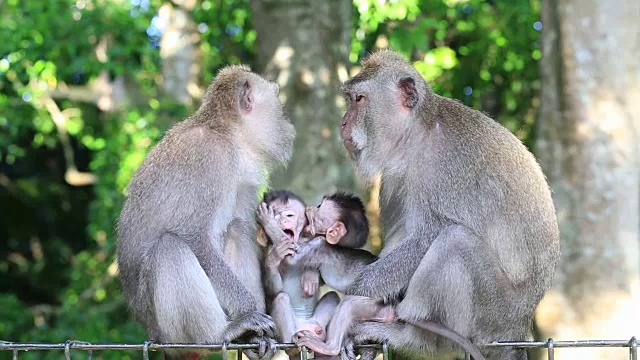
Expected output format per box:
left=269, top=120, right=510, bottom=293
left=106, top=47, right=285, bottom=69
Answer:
left=305, top=192, right=369, bottom=249
left=262, top=190, right=307, bottom=244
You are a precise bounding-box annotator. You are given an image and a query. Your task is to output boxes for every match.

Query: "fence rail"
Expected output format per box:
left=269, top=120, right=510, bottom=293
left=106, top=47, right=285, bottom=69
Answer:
left=1, top=337, right=637, bottom=360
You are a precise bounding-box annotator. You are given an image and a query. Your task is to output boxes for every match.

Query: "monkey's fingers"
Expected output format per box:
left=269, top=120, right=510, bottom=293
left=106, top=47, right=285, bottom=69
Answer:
left=249, top=312, right=278, bottom=339
left=243, top=335, right=277, bottom=360
left=354, top=347, right=377, bottom=360
left=256, top=203, right=269, bottom=222
left=302, top=281, right=318, bottom=297
left=294, top=334, right=340, bottom=357
left=292, top=330, right=318, bottom=343
left=226, top=312, right=277, bottom=341
left=340, top=338, right=357, bottom=360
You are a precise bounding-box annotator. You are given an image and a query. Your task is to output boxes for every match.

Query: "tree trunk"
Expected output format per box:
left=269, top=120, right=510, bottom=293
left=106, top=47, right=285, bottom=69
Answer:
left=159, top=0, right=201, bottom=105
left=250, top=0, right=355, bottom=202
left=535, top=0, right=640, bottom=358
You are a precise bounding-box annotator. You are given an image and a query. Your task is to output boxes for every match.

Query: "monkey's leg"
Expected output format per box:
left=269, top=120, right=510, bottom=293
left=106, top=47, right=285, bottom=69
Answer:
left=271, top=292, right=298, bottom=343
left=294, top=296, right=395, bottom=356
left=149, top=234, right=229, bottom=359
left=151, top=234, right=275, bottom=360
left=356, top=225, right=522, bottom=360
left=312, top=291, right=341, bottom=330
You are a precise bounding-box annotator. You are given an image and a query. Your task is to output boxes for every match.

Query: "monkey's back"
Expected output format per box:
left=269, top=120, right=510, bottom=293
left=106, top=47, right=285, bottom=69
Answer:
left=116, top=119, right=239, bottom=300
left=420, top=96, right=560, bottom=303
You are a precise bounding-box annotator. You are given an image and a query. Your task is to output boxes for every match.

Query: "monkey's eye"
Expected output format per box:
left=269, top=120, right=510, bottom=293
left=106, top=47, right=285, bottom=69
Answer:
left=355, top=95, right=364, bottom=103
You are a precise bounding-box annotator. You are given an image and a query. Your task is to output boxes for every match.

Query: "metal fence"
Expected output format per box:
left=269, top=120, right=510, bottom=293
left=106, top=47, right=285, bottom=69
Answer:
left=0, top=337, right=637, bottom=360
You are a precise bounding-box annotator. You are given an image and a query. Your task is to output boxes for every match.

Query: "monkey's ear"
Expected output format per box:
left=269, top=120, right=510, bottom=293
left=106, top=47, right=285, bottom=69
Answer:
left=398, top=77, right=418, bottom=109
left=239, top=80, right=252, bottom=112
left=256, top=227, right=269, bottom=247
left=326, top=222, right=347, bottom=245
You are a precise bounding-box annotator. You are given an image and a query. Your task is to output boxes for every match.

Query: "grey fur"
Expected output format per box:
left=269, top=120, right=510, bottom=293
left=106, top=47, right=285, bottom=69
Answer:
left=338, top=50, right=560, bottom=360
left=116, top=65, right=295, bottom=360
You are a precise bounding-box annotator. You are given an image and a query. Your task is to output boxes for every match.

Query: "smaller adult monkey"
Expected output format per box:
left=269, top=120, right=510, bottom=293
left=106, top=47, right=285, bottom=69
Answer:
left=116, top=65, right=295, bottom=360
left=256, top=191, right=376, bottom=359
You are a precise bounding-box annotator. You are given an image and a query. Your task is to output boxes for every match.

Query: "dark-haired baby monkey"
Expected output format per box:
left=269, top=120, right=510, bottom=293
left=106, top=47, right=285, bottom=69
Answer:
left=256, top=191, right=376, bottom=359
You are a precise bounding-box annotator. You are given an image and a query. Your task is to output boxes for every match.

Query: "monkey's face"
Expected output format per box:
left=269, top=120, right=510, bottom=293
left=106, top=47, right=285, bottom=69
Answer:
left=305, top=199, right=346, bottom=245
left=239, top=74, right=296, bottom=168
left=340, top=78, right=411, bottom=181
left=270, top=199, right=306, bottom=244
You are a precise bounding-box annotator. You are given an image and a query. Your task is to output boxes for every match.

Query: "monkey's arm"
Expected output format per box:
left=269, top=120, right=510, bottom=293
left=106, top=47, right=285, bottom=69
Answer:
left=316, top=246, right=378, bottom=294
left=262, top=240, right=297, bottom=298
left=194, top=236, right=263, bottom=316
left=263, top=250, right=285, bottom=298
left=345, top=235, right=432, bottom=302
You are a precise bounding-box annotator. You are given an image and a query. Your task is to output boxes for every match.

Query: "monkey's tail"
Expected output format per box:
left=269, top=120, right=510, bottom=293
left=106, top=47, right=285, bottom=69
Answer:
left=405, top=319, right=486, bottom=360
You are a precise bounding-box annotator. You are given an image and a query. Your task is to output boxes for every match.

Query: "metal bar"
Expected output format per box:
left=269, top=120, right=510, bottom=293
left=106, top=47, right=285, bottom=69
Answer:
left=222, top=341, right=228, bottom=360
left=12, top=350, right=17, bottom=360
left=237, top=347, right=242, bottom=360
left=300, top=346, right=308, bottom=360
left=64, top=340, right=71, bottom=360
left=142, top=340, right=153, bottom=360
left=0, top=338, right=638, bottom=352
left=484, top=339, right=635, bottom=348
left=382, top=340, right=389, bottom=360
left=547, top=338, right=554, bottom=360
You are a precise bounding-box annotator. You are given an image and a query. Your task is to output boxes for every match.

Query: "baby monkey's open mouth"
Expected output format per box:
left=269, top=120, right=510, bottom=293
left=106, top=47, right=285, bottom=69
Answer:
left=283, top=229, right=295, bottom=240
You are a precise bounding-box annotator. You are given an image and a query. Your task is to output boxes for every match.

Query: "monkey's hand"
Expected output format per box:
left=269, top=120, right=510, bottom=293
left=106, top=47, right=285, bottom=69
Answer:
left=301, top=268, right=320, bottom=297
left=339, top=337, right=358, bottom=360
left=265, top=239, right=297, bottom=267
left=257, top=202, right=296, bottom=248
left=256, top=202, right=278, bottom=230
left=224, top=311, right=277, bottom=343
left=293, top=330, right=341, bottom=356
left=243, top=335, right=277, bottom=360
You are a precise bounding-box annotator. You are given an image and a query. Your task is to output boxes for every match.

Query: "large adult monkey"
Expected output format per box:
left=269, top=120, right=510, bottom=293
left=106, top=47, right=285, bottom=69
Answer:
left=335, top=50, right=560, bottom=360
left=116, top=65, right=295, bottom=360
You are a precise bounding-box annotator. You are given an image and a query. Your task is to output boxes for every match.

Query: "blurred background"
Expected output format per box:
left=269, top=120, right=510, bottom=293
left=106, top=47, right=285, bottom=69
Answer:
left=0, top=0, right=638, bottom=359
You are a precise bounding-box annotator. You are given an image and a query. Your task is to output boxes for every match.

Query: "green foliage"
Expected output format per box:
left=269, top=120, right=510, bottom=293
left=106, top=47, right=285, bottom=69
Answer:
left=1, top=0, right=541, bottom=357
left=1, top=0, right=254, bottom=357
left=351, top=0, right=541, bottom=145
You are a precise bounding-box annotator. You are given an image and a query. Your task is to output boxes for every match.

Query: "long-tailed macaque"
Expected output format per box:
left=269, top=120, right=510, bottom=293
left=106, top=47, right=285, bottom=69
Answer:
left=259, top=191, right=484, bottom=360
left=313, top=49, right=560, bottom=360
left=116, top=65, right=295, bottom=360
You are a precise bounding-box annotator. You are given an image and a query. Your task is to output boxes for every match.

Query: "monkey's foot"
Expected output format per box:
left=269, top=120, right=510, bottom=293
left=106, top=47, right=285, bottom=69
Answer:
left=225, top=311, right=277, bottom=341
left=293, top=330, right=340, bottom=356
left=339, top=337, right=357, bottom=360
left=355, top=347, right=378, bottom=360
left=243, top=335, right=277, bottom=360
